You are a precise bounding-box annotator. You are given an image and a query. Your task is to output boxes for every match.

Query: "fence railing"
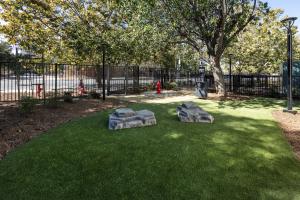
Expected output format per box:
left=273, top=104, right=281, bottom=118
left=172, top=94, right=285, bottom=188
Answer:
left=225, top=75, right=300, bottom=98
left=0, top=62, right=103, bottom=101
left=1, top=61, right=300, bottom=102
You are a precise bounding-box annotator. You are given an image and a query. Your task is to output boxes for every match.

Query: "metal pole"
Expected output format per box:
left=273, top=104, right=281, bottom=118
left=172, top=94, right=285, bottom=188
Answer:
left=102, top=47, right=106, bottom=101
left=125, top=66, right=128, bottom=95
left=160, top=67, right=164, bottom=89
left=54, top=63, right=58, bottom=101
left=281, top=17, right=297, bottom=113
left=229, top=56, right=232, bottom=92
left=16, top=48, right=20, bottom=101
left=287, top=27, right=293, bottom=111
left=42, top=53, right=46, bottom=104
left=107, top=62, right=110, bottom=96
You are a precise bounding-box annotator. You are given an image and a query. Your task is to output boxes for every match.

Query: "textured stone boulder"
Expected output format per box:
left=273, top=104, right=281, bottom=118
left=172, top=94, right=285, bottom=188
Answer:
left=177, top=102, right=214, bottom=123
left=109, top=108, right=157, bottom=130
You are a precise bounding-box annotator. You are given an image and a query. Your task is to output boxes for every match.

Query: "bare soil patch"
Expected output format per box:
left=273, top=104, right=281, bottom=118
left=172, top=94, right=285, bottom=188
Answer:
left=272, top=111, right=300, bottom=159
left=0, top=98, right=126, bottom=160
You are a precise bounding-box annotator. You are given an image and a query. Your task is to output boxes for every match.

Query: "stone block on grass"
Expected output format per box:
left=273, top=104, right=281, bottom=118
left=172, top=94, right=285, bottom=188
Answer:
left=177, top=102, right=214, bottom=123
left=109, top=108, right=157, bottom=130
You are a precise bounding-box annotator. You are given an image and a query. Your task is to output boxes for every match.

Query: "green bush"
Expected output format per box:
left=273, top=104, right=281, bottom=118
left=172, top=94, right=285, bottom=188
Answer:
left=89, top=91, right=101, bottom=99
left=165, top=81, right=177, bottom=90
left=45, top=97, right=59, bottom=108
left=19, top=96, right=37, bottom=114
left=63, top=92, right=73, bottom=103
left=169, top=82, right=178, bottom=90
left=143, top=82, right=156, bottom=91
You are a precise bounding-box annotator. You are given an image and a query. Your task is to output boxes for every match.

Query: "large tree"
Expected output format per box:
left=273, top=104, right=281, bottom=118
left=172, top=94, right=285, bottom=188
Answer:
left=153, top=0, right=260, bottom=95
left=0, top=0, right=174, bottom=65
left=225, top=9, right=300, bottom=74
left=0, top=41, right=13, bottom=61
left=0, top=0, right=123, bottom=63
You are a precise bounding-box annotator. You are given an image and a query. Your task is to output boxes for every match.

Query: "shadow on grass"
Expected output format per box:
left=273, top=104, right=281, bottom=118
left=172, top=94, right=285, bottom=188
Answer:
left=217, top=97, right=287, bottom=110
left=0, top=102, right=299, bottom=200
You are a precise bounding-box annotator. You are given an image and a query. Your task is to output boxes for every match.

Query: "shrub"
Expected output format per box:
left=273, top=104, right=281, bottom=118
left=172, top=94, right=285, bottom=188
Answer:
left=63, top=92, right=73, bottom=103
left=169, top=82, right=178, bottom=90
left=144, top=82, right=156, bottom=91
left=19, top=96, right=37, bottom=114
left=164, top=81, right=177, bottom=90
left=89, top=90, right=101, bottom=99
left=45, top=97, right=59, bottom=108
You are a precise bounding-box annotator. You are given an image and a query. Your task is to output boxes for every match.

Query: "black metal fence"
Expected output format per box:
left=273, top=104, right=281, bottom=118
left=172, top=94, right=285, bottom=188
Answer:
left=226, top=75, right=300, bottom=98
left=0, top=62, right=102, bottom=101
left=1, top=61, right=300, bottom=102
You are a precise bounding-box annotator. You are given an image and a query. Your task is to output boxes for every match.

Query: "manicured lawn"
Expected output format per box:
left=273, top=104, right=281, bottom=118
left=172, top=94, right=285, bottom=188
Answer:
left=0, top=98, right=300, bottom=200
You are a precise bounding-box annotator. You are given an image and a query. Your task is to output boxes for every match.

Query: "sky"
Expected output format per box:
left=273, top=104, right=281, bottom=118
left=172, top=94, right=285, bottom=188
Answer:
left=265, top=0, right=300, bottom=32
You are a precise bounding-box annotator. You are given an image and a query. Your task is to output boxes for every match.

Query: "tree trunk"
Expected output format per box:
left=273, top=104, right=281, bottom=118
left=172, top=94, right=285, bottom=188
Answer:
left=212, top=55, right=226, bottom=96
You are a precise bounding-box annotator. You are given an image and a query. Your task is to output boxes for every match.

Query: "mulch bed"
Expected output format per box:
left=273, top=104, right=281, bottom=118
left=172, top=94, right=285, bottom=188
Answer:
left=272, top=111, right=300, bottom=159
left=0, top=98, right=126, bottom=160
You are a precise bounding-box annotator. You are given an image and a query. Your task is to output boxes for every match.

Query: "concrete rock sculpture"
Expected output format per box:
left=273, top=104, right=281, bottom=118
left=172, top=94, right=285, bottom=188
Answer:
left=109, top=108, right=157, bottom=130
left=177, top=102, right=214, bottom=123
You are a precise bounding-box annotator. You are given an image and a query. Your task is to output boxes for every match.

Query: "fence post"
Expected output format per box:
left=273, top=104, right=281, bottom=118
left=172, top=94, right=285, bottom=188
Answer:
left=15, top=48, right=20, bottom=101
left=160, top=68, right=164, bottom=89
left=0, top=62, right=2, bottom=102
left=102, top=47, right=106, bottom=101
left=133, top=66, right=139, bottom=93
left=16, top=61, right=20, bottom=101
left=42, top=53, right=46, bottom=104
left=125, top=65, right=128, bottom=95
left=107, top=63, right=110, bottom=96
left=54, top=63, right=58, bottom=101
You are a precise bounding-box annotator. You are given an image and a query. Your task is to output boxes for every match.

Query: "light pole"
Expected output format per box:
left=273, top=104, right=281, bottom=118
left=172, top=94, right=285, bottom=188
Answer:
left=228, top=53, right=233, bottom=92
left=281, top=17, right=297, bottom=113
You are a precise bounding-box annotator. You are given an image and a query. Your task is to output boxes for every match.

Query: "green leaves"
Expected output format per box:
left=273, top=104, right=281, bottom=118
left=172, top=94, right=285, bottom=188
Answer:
left=225, top=9, right=300, bottom=74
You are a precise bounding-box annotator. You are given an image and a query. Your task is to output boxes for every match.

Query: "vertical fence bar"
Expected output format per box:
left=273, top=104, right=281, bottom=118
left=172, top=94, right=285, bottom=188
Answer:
left=125, top=66, right=128, bottom=95
left=54, top=63, right=58, bottom=101
left=160, top=67, right=164, bottom=89
left=107, top=63, right=110, bottom=96
left=102, top=48, right=106, bottom=101
left=0, top=62, right=2, bottom=102
left=15, top=62, right=19, bottom=101
left=42, top=54, right=46, bottom=104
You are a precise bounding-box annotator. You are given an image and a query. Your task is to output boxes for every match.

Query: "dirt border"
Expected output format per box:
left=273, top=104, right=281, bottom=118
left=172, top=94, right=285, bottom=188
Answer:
left=0, top=98, right=127, bottom=160
left=272, top=111, right=300, bottom=160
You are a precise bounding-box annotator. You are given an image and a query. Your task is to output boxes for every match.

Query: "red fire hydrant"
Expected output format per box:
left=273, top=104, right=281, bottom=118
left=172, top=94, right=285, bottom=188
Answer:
left=36, top=84, right=43, bottom=97
left=156, top=81, right=161, bottom=94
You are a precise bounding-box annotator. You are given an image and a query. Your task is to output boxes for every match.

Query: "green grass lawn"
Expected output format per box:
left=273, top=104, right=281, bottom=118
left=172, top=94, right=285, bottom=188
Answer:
left=0, top=98, right=300, bottom=200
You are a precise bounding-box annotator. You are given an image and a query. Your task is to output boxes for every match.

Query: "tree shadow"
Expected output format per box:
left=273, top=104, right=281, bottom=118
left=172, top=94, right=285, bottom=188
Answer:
left=217, top=97, right=288, bottom=110
left=0, top=102, right=300, bottom=200
left=129, top=102, right=300, bottom=199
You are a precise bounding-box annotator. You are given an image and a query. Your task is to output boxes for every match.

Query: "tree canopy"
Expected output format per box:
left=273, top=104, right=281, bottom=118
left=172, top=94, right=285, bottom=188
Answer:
left=0, top=0, right=299, bottom=94
left=225, top=8, right=300, bottom=74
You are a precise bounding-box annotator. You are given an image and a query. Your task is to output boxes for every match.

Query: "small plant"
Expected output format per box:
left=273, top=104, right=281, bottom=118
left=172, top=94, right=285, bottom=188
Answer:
left=63, top=92, right=73, bottom=103
left=19, top=96, right=37, bottom=114
left=45, top=97, right=59, bottom=108
left=163, top=82, right=170, bottom=90
left=143, top=83, right=155, bottom=91
left=170, top=82, right=178, bottom=90
left=165, top=81, right=177, bottom=90
left=89, top=90, right=101, bottom=99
